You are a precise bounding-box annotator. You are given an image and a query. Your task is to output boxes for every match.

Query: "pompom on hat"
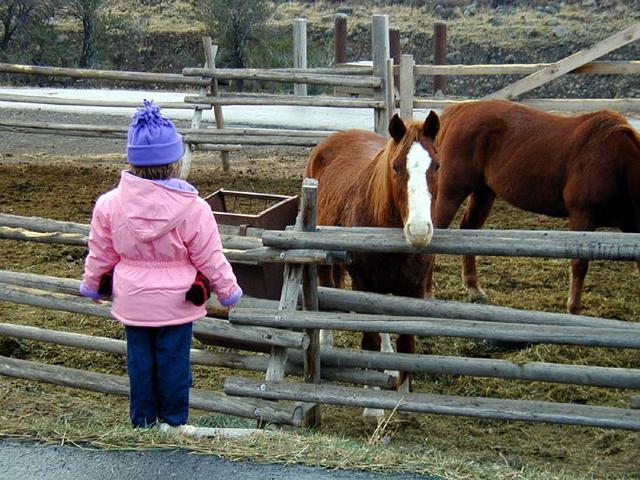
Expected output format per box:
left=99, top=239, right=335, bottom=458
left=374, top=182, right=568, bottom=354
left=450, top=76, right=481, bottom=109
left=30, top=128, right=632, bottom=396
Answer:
left=127, top=99, right=184, bottom=167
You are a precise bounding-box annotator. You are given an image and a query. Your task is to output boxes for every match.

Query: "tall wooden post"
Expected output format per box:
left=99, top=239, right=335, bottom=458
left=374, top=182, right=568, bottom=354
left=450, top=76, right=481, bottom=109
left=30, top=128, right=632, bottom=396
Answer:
left=372, top=14, right=390, bottom=135
left=389, top=27, right=401, bottom=89
left=264, top=178, right=320, bottom=427
left=334, top=14, right=348, bottom=65
left=399, top=54, right=414, bottom=120
left=433, top=21, right=448, bottom=96
left=180, top=37, right=230, bottom=178
left=301, top=178, right=320, bottom=427
left=293, top=18, right=307, bottom=96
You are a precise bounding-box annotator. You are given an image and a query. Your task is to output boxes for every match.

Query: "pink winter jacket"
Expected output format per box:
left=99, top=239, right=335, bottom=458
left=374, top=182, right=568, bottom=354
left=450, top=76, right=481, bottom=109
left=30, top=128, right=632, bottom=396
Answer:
left=81, top=171, right=242, bottom=327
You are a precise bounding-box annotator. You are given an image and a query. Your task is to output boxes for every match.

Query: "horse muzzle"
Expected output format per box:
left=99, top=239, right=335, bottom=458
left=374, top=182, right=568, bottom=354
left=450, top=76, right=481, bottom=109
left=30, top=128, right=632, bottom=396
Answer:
left=403, top=221, right=434, bottom=247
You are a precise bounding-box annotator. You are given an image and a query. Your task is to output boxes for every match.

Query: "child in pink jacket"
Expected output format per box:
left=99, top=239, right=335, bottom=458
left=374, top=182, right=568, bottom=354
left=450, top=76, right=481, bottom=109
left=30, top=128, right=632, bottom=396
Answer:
left=80, top=100, right=242, bottom=435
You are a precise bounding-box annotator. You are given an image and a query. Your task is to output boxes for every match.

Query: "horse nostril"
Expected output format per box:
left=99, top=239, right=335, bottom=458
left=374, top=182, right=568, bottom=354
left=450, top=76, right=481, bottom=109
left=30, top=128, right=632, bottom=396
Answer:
left=404, top=222, right=433, bottom=246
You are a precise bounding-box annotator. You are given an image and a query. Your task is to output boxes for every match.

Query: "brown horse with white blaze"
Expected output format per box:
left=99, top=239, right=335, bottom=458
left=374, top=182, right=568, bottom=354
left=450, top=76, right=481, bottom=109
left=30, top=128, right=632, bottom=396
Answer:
left=304, top=112, right=441, bottom=402
left=430, top=100, right=640, bottom=314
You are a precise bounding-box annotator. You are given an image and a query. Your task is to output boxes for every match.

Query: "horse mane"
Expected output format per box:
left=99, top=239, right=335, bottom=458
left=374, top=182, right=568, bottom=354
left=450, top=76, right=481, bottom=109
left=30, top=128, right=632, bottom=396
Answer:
left=367, top=123, right=419, bottom=226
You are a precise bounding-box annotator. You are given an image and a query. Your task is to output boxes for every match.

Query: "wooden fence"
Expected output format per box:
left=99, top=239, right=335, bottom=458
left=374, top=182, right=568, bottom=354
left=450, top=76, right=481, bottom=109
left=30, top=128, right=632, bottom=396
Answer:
left=333, top=17, right=640, bottom=115
left=0, top=16, right=395, bottom=176
left=1, top=15, right=638, bottom=180
left=1, top=175, right=640, bottom=431
left=226, top=182, right=640, bottom=431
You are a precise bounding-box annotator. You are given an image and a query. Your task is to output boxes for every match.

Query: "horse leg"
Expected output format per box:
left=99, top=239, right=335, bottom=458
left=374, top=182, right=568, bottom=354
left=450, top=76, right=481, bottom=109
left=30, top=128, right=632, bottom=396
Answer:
left=567, top=213, right=596, bottom=314
left=396, top=334, right=415, bottom=394
left=379, top=330, right=399, bottom=387
left=425, top=189, right=473, bottom=298
left=361, top=331, right=385, bottom=418
left=460, top=187, right=496, bottom=302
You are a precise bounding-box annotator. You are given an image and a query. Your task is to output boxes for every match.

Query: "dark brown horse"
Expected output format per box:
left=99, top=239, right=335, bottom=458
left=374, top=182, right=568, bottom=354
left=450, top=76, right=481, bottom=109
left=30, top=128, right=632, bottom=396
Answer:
left=430, top=100, right=640, bottom=314
left=305, top=112, right=440, bottom=408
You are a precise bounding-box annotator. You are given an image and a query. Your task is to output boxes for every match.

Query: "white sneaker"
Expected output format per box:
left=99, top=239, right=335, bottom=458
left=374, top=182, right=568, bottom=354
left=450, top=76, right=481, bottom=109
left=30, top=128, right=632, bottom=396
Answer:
left=158, top=422, right=198, bottom=436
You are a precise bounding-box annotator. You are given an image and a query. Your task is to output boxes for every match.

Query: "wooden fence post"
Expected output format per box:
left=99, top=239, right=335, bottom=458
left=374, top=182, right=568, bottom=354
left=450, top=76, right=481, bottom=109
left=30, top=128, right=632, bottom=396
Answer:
left=181, top=37, right=214, bottom=179
left=389, top=26, right=401, bottom=89
left=264, top=178, right=320, bottom=425
left=334, top=14, right=348, bottom=65
left=204, top=38, right=231, bottom=172
left=386, top=58, right=395, bottom=121
left=293, top=18, right=308, bottom=96
left=372, top=14, right=390, bottom=135
left=399, top=54, right=414, bottom=120
left=301, top=178, right=320, bottom=427
left=433, top=21, right=448, bottom=96
left=181, top=36, right=231, bottom=178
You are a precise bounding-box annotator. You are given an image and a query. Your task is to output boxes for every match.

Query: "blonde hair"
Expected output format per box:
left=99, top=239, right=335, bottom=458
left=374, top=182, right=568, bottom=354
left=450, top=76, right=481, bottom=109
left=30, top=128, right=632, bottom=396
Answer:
left=128, top=158, right=182, bottom=180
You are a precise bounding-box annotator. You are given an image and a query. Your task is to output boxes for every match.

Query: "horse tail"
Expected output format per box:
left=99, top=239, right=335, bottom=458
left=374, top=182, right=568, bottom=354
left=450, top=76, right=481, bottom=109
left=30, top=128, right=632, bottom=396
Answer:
left=606, top=120, right=640, bottom=230
left=304, top=143, right=322, bottom=179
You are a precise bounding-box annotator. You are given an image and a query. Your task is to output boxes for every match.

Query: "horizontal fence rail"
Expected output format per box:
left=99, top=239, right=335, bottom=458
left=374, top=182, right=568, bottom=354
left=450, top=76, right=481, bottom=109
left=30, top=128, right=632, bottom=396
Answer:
left=0, top=62, right=210, bottom=86
left=0, top=214, right=349, bottom=265
left=414, top=60, right=640, bottom=76
left=225, top=377, right=640, bottom=431
left=0, top=121, right=329, bottom=146
left=0, top=323, right=392, bottom=388
left=0, top=93, right=210, bottom=110
left=263, top=227, right=640, bottom=260
left=285, top=345, right=640, bottom=390
left=0, top=283, right=309, bottom=351
left=315, top=286, right=640, bottom=330
left=412, top=98, right=640, bottom=112
left=184, top=94, right=384, bottom=109
left=0, top=356, right=303, bottom=425
left=230, top=309, right=640, bottom=350
left=2, top=268, right=634, bottom=332
left=182, top=67, right=383, bottom=89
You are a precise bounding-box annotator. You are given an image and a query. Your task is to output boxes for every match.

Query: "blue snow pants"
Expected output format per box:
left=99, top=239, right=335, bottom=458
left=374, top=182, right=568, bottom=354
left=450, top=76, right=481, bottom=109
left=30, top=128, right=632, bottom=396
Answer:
left=125, top=322, right=193, bottom=428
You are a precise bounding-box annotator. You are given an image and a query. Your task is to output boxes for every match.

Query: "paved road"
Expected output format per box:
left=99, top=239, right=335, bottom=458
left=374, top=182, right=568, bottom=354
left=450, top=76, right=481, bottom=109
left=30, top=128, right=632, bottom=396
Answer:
left=0, top=439, right=439, bottom=480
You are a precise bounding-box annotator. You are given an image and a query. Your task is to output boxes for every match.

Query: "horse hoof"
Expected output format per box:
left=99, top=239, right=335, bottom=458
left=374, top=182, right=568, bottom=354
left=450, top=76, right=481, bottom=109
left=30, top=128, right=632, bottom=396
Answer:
left=363, top=408, right=385, bottom=418
left=467, top=289, right=488, bottom=303
left=567, top=304, right=582, bottom=315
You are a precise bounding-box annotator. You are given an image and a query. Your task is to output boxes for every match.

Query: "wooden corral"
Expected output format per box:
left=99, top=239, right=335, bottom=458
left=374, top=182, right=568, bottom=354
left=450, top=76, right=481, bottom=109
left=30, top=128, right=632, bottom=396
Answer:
left=1, top=176, right=640, bottom=432
left=0, top=15, right=638, bottom=182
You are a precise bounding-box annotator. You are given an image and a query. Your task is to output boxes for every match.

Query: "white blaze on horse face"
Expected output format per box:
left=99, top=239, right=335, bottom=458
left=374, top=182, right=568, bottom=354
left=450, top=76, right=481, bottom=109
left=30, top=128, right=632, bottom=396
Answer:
left=404, top=141, right=434, bottom=246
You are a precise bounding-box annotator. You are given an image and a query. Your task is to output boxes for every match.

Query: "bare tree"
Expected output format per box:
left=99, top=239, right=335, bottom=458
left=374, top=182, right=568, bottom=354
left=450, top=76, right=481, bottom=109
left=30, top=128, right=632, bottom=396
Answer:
left=196, top=0, right=273, bottom=90
left=70, top=0, right=103, bottom=67
left=0, top=0, right=61, bottom=65
left=0, top=0, right=40, bottom=51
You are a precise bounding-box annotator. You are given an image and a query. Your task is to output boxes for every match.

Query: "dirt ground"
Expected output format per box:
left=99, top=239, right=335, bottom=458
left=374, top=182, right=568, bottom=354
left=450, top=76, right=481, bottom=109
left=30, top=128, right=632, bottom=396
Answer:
left=1, top=109, right=640, bottom=478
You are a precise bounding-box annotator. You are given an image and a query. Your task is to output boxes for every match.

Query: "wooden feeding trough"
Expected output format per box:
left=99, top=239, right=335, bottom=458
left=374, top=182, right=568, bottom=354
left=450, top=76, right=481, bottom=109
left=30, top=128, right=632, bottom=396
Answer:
left=204, top=189, right=298, bottom=301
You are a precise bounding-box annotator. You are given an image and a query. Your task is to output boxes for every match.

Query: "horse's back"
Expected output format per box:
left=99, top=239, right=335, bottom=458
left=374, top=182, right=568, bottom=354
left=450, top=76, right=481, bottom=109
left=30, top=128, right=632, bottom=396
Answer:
left=305, top=130, right=385, bottom=226
left=305, top=129, right=384, bottom=179
left=438, top=100, right=640, bottom=225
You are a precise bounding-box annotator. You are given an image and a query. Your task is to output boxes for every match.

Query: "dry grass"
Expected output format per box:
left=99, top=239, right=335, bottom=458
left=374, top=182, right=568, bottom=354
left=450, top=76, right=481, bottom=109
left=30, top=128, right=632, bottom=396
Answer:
left=0, top=383, right=601, bottom=480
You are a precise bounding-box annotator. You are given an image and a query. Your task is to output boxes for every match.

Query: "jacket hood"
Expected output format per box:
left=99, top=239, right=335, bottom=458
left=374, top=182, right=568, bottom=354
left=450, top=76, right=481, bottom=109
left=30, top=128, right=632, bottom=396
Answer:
left=116, top=171, right=198, bottom=241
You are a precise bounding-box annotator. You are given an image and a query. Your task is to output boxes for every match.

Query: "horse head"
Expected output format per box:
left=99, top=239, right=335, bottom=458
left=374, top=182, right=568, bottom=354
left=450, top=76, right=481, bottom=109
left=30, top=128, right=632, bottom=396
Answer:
left=386, top=111, right=440, bottom=247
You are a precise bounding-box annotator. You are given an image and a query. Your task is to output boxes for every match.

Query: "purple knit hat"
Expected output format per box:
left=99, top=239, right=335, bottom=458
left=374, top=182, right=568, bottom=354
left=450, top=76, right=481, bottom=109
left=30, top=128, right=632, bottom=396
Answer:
left=127, top=100, right=184, bottom=167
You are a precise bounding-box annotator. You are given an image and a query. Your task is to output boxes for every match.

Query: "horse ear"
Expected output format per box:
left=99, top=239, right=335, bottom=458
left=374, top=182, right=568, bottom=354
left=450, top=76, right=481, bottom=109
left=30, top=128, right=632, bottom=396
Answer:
left=422, top=110, right=440, bottom=140
left=388, top=114, right=406, bottom=142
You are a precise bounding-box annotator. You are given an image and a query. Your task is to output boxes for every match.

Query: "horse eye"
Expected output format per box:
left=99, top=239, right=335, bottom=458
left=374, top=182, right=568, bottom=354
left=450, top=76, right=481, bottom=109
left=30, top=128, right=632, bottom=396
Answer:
left=433, top=163, right=440, bottom=172
left=393, top=164, right=401, bottom=174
